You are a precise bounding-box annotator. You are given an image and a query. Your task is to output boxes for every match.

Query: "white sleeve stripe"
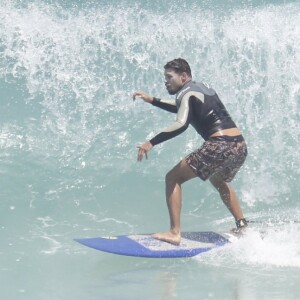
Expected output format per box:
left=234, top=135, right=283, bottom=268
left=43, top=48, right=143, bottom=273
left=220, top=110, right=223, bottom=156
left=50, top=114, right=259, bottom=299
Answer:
left=160, top=98, right=176, bottom=106
left=177, top=91, right=204, bottom=124
left=161, top=91, right=204, bottom=133
left=162, top=120, right=185, bottom=133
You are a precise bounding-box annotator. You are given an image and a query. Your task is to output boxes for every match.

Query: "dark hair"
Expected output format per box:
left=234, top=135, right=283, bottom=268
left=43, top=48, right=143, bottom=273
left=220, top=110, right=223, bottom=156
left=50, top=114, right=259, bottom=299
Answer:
left=164, top=58, right=192, bottom=77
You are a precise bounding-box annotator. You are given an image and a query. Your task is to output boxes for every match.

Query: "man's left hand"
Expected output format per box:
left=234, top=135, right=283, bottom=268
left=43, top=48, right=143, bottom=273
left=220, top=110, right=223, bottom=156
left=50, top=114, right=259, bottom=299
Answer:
left=137, top=141, right=153, bottom=161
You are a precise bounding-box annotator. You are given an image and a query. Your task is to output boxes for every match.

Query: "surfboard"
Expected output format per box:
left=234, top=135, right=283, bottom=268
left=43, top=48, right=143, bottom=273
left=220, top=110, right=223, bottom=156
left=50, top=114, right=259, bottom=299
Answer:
left=74, top=231, right=238, bottom=258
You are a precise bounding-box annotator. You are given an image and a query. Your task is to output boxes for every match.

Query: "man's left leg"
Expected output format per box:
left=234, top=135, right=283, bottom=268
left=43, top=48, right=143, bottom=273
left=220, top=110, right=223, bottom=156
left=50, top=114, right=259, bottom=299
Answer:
left=152, top=159, right=196, bottom=245
left=209, top=175, right=246, bottom=227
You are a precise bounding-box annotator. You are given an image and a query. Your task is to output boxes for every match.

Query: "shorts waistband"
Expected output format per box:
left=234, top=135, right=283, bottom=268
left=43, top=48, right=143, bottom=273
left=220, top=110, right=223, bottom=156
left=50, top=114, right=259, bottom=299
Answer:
left=209, top=135, right=245, bottom=142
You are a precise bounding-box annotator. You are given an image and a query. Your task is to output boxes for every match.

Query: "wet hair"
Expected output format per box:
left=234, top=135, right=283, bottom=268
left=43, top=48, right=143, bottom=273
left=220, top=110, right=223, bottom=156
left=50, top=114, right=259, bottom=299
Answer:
left=164, top=58, right=192, bottom=77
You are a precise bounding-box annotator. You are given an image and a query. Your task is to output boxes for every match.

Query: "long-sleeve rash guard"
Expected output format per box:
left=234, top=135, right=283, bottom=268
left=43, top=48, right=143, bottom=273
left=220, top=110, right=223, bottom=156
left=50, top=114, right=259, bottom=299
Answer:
left=149, top=81, right=237, bottom=146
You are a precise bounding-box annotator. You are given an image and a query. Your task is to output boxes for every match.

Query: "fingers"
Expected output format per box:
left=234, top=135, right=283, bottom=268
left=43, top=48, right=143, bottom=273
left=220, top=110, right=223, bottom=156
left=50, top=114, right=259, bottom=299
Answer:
left=132, top=91, right=152, bottom=103
left=137, top=146, right=148, bottom=161
left=132, top=91, right=143, bottom=101
left=137, top=142, right=153, bottom=161
left=132, top=91, right=139, bottom=101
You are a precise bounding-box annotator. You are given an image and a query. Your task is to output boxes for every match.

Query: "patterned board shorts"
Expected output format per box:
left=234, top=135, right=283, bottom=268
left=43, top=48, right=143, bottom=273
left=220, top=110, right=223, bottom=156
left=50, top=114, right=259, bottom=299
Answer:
left=185, top=135, right=247, bottom=182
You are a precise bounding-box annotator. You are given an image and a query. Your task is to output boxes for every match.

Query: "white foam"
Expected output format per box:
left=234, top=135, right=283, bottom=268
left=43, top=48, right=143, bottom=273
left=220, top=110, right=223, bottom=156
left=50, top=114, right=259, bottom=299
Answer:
left=0, top=1, right=299, bottom=200
left=195, top=226, right=300, bottom=268
left=39, top=235, right=63, bottom=255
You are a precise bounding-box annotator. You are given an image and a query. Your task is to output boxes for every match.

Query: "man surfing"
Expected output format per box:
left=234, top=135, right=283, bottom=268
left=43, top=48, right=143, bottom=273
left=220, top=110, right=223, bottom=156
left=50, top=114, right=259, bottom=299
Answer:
left=133, top=58, right=248, bottom=245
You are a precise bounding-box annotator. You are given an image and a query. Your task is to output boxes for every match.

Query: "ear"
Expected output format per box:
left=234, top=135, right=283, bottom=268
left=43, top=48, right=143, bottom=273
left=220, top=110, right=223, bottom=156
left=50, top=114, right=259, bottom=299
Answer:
left=180, top=72, right=189, bottom=83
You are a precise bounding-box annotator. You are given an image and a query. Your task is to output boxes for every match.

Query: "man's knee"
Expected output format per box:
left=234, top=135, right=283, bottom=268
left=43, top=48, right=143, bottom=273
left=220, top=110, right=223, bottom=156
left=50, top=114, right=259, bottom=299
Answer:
left=210, top=175, right=228, bottom=192
left=165, top=165, right=184, bottom=185
left=165, top=168, right=177, bottom=184
left=165, top=160, right=196, bottom=185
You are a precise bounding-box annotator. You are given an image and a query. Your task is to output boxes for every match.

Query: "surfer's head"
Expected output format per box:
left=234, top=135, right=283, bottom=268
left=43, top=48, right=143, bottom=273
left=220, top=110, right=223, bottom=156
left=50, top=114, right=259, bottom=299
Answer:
left=164, top=58, right=192, bottom=77
left=164, top=58, right=192, bottom=95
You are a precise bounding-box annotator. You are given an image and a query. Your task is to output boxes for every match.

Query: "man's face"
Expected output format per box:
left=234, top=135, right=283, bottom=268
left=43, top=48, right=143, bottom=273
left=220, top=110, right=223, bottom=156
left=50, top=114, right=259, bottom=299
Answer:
left=164, top=68, right=185, bottom=95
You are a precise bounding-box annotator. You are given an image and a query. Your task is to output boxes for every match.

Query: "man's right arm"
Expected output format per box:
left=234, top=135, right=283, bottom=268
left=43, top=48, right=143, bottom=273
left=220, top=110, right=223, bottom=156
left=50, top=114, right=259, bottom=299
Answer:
left=132, top=91, right=153, bottom=103
left=151, top=98, right=177, bottom=113
left=132, top=91, right=177, bottom=113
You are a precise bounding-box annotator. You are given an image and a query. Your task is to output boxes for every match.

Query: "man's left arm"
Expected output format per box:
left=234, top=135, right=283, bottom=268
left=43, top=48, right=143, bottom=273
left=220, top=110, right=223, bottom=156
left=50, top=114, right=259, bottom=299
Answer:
left=135, top=93, right=192, bottom=161
left=149, top=94, right=192, bottom=146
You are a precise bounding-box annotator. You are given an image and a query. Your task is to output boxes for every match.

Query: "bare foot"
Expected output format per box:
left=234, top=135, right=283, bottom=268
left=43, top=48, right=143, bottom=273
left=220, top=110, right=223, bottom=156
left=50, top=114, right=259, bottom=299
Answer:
left=152, top=231, right=181, bottom=245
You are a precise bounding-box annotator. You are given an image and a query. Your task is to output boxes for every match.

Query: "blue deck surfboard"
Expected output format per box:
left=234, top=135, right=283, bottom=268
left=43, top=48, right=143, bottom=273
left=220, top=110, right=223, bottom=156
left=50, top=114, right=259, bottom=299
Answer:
left=75, top=231, right=238, bottom=258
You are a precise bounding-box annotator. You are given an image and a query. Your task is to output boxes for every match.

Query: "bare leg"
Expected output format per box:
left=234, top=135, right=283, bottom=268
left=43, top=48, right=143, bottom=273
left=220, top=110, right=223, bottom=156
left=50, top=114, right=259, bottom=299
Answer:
left=209, top=175, right=244, bottom=221
left=152, top=159, right=196, bottom=245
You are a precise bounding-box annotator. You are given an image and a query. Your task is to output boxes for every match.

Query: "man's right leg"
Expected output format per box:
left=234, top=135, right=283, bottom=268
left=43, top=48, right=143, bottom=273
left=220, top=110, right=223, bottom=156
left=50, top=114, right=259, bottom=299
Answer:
left=152, top=159, right=196, bottom=245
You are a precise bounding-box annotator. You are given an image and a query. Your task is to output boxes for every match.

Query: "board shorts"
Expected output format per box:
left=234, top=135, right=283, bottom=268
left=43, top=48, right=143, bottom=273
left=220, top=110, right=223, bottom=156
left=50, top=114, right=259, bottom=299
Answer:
left=185, top=135, right=247, bottom=182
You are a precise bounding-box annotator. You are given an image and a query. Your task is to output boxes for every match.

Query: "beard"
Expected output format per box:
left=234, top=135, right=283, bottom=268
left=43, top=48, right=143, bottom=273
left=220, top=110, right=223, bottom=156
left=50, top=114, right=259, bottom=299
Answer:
left=166, top=85, right=181, bottom=95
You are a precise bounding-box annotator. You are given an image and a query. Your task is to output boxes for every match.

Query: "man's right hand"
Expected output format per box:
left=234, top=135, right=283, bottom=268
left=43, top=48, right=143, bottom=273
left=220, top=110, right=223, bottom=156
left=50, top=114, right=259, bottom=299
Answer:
left=132, top=91, right=153, bottom=103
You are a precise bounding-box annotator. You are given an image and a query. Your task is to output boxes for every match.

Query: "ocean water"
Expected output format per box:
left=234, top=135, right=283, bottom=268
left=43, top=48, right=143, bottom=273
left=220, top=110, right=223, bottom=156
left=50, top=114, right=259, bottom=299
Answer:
left=0, top=0, right=299, bottom=299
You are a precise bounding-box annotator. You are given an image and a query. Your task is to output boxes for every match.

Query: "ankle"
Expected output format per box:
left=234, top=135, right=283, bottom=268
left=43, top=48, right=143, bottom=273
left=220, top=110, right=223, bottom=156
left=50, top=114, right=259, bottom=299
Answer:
left=170, top=228, right=181, bottom=236
left=235, top=218, right=248, bottom=228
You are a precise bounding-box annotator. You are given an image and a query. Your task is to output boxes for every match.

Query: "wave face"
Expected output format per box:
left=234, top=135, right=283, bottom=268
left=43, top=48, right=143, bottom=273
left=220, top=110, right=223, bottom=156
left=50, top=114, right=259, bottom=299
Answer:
left=0, top=1, right=299, bottom=299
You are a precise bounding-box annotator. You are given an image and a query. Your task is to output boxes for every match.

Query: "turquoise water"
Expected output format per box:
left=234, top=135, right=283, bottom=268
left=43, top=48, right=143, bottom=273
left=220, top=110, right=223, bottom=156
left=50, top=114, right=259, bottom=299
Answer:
left=1, top=0, right=299, bottom=299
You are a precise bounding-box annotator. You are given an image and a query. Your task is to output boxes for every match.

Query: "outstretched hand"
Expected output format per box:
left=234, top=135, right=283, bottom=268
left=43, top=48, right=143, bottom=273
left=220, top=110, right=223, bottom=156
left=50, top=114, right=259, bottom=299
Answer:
left=132, top=91, right=153, bottom=103
left=133, top=91, right=154, bottom=161
left=137, top=141, right=153, bottom=161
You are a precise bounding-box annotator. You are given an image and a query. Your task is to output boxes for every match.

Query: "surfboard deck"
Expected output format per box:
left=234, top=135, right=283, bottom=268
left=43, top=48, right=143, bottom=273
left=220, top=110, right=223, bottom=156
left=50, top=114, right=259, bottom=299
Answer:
left=75, top=231, right=238, bottom=258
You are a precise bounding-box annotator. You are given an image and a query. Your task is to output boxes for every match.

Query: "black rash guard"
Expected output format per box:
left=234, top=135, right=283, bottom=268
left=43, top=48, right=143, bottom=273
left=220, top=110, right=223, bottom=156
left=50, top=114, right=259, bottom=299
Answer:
left=149, top=81, right=237, bottom=146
